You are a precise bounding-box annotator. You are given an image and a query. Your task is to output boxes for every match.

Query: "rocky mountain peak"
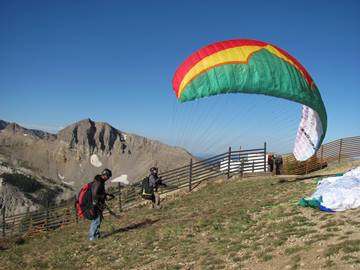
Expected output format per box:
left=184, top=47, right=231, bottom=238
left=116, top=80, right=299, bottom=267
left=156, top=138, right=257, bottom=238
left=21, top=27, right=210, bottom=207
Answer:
left=57, top=118, right=124, bottom=154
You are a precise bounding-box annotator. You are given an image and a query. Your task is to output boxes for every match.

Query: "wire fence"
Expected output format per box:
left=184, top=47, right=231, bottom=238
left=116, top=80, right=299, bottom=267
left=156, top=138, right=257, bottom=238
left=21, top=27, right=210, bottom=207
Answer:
left=1, top=144, right=267, bottom=238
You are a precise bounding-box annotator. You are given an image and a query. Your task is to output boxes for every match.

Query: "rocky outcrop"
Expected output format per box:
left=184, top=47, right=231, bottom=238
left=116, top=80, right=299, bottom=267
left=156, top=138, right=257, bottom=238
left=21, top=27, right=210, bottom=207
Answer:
left=0, top=161, right=74, bottom=215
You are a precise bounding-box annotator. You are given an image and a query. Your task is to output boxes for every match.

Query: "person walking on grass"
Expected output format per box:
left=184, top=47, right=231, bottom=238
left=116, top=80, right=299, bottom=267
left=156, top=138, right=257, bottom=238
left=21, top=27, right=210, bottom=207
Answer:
left=141, top=167, right=167, bottom=209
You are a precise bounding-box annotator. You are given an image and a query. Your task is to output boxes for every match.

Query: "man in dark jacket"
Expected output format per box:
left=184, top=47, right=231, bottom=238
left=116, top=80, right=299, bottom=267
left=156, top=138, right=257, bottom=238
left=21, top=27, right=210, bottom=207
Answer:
left=89, top=168, right=113, bottom=241
left=148, top=167, right=167, bottom=209
left=267, top=154, right=274, bottom=173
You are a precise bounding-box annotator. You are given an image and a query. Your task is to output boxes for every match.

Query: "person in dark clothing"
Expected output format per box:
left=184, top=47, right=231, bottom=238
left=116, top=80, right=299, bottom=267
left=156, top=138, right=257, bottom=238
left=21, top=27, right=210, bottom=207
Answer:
left=275, top=155, right=283, bottom=175
left=89, top=168, right=113, bottom=241
left=267, top=154, right=274, bottom=172
left=148, top=167, right=167, bottom=209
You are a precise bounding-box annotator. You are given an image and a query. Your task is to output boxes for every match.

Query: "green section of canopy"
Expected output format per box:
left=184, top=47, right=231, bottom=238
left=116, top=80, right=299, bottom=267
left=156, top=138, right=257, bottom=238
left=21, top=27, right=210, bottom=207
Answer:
left=179, top=49, right=327, bottom=141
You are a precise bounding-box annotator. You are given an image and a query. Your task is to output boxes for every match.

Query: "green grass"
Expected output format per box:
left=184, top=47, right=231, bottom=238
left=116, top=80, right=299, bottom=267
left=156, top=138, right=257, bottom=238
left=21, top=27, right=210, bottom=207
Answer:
left=1, top=174, right=359, bottom=269
left=325, top=240, right=360, bottom=257
left=285, top=245, right=305, bottom=255
left=289, top=254, right=301, bottom=270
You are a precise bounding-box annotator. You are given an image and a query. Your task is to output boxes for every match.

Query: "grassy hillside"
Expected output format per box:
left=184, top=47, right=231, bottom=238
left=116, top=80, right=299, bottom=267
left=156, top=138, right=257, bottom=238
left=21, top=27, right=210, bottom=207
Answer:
left=1, top=161, right=360, bottom=270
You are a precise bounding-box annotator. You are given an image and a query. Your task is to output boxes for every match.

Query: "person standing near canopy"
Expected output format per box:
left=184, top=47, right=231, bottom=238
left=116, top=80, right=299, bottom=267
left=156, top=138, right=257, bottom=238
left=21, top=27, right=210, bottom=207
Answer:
left=275, top=155, right=283, bottom=175
left=268, top=154, right=274, bottom=173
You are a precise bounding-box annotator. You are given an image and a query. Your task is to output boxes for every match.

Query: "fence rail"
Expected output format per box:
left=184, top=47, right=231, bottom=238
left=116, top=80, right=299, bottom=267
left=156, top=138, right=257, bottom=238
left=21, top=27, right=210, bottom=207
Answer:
left=1, top=144, right=267, bottom=238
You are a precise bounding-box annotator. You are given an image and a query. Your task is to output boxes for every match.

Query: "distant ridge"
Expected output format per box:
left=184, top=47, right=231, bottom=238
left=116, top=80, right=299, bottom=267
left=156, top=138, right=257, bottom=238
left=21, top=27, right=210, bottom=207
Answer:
left=0, top=120, right=56, bottom=140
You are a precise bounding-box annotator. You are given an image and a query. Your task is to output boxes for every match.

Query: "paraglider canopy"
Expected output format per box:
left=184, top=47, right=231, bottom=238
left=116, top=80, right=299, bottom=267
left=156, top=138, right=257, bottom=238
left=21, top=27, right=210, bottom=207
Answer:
left=172, top=39, right=327, bottom=161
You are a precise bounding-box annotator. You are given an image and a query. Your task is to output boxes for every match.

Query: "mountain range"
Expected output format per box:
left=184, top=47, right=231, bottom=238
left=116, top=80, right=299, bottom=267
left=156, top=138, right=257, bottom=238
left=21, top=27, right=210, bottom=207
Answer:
left=0, top=118, right=194, bottom=215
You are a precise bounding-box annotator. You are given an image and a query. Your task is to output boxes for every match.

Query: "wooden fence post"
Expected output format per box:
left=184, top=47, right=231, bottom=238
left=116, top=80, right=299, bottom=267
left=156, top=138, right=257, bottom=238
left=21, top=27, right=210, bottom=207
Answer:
left=20, top=207, right=29, bottom=234
left=227, top=147, right=231, bottom=179
left=189, top=158, right=193, bottom=192
left=74, top=196, right=78, bottom=224
left=263, top=142, right=267, bottom=172
left=320, top=145, right=324, bottom=169
left=118, top=183, right=122, bottom=213
left=240, top=159, right=244, bottom=178
left=28, top=210, right=33, bottom=232
left=338, top=139, right=343, bottom=163
left=11, top=217, right=15, bottom=236
left=45, top=198, right=49, bottom=231
left=2, top=207, right=5, bottom=237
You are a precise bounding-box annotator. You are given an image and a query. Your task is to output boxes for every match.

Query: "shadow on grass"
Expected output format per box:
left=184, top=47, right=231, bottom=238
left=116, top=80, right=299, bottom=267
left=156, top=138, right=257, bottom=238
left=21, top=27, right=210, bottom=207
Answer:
left=102, top=218, right=160, bottom=238
left=0, top=236, right=26, bottom=251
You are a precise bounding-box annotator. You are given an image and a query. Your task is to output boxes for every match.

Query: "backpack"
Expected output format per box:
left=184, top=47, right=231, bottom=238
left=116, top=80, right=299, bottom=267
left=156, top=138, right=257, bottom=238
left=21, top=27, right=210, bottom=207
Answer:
left=141, top=176, right=154, bottom=200
left=75, top=182, right=97, bottom=220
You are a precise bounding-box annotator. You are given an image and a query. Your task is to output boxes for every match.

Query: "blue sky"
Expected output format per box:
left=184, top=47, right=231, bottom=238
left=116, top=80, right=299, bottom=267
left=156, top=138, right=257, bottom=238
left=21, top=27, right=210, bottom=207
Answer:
left=1, top=0, right=359, bottom=156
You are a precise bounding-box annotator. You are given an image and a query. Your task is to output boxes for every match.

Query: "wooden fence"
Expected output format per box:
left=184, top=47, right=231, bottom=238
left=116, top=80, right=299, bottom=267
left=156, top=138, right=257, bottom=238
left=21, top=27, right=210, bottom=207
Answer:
left=283, top=136, right=360, bottom=175
left=1, top=144, right=267, bottom=238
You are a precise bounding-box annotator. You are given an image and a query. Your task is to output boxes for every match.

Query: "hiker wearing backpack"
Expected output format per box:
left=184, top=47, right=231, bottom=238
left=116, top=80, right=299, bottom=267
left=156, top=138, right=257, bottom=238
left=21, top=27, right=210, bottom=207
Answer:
left=89, top=168, right=113, bottom=240
left=142, top=167, right=167, bottom=209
